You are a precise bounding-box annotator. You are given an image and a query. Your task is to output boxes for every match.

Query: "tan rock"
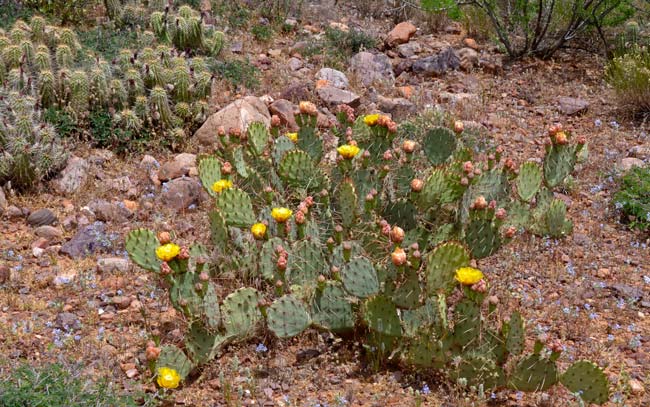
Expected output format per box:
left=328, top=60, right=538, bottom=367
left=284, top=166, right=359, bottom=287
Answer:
left=194, top=97, right=270, bottom=147
left=629, top=379, right=645, bottom=395
left=458, top=47, right=479, bottom=71
left=619, top=157, right=646, bottom=172
left=269, top=99, right=298, bottom=130
left=463, top=38, right=479, bottom=50
left=386, top=21, right=417, bottom=47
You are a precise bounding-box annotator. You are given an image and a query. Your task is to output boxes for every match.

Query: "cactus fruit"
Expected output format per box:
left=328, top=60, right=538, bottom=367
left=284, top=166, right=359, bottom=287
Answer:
left=311, top=283, right=355, bottom=332
left=157, top=345, right=193, bottom=380
left=125, top=229, right=162, bottom=272
left=266, top=294, right=311, bottom=338
left=426, top=242, right=470, bottom=294
left=215, top=188, right=256, bottom=227
left=341, top=256, right=380, bottom=298
left=508, top=354, right=559, bottom=392
left=560, top=361, right=609, bottom=404
left=221, top=288, right=262, bottom=337
left=424, top=127, right=457, bottom=165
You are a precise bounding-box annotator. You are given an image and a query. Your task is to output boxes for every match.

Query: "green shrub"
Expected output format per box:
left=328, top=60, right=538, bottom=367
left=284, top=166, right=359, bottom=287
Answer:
left=0, top=361, right=159, bottom=406
left=325, top=27, right=377, bottom=55
left=213, top=59, right=260, bottom=90
left=614, top=166, right=650, bottom=231
left=252, top=24, right=274, bottom=42
left=23, top=0, right=98, bottom=25
left=605, top=46, right=650, bottom=113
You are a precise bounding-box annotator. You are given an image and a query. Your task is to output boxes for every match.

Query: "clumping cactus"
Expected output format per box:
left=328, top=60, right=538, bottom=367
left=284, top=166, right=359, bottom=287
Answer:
left=127, top=107, right=605, bottom=403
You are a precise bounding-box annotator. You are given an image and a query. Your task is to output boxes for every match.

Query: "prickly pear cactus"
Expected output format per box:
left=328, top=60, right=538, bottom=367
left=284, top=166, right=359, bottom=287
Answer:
left=157, top=345, right=193, bottom=379
left=221, top=288, right=262, bottom=337
left=215, top=188, right=256, bottom=228
left=341, top=256, right=380, bottom=298
left=544, top=140, right=581, bottom=188
left=505, top=311, right=525, bottom=356
left=508, top=354, right=559, bottom=392
left=338, top=181, right=358, bottom=228
left=287, top=240, right=325, bottom=285
left=185, top=322, right=229, bottom=364
left=560, top=361, right=609, bottom=404
left=198, top=156, right=222, bottom=197
left=279, top=150, right=322, bottom=190
left=426, top=242, right=470, bottom=294
left=247, top=121, right=269, bottom=156
left=545, top=199, right=573, bottom=238
left=311, top=283, right=355, bottom=332
left=208, top=210, right=229, bottom=249
left=266, top=294, right=311, bottom=338
left=516, top=162, right=542, bottom=202
left=464, top=218, right=501, bottom=259
left=363, top=295, right=402, bottom=337
left=125, top=229, right=161, bottom=272
left=455, top=352, right=504, bottom=390
left=424, top=127, right=457, bottom=165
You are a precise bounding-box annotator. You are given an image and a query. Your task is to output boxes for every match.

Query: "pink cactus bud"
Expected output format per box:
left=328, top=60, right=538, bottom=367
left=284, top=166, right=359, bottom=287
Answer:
left=365, top=193, right=374, bottom=202
left=454, top=120, right=464, bottom=134
left=178, top=246, right=190, bottom=260
left=473, top=168, right=482, bottom=176
left=548, top=123, right=563, bottom=136
left=504, top=158, right=515, bottom=171
left=318, top=274, right=326, bottom=283
left=383, top=150, right=393, bottom=160
left=304, top=196, right=314, bottom=207
left=495, top=208, right=507, bottom=220
left=331, top=265, right=340, bottom=274
left=217, top=126, right=226, bottom=136
left=460, top=177, right=469, bottom=186
left=488, top=200, right=497, bottom=210
left=402, top=140, right=416, bottom=153
left=410, top=178, right=424, bottom=192
left=390, top=226, right=405, bottom=244
left=222, top=161, right=233, bottom=174
left=271, top=115, right=281, bottom=127
left=295, top=210, right=305, bottom=224
left=391, top=247, right=407, bottom=266
left=577, top=135, right=586, bottom=144
left=275, top=279, right=284, bottom=287
left=277, top=257, right=287, bottom=271
left=474, top=196, right=488, bottom=209
left=381, top=224, right=391, bottom=236
left=463, top=161, right=474, bottom=173
left=504, top=226, right=516, bottom=238
left=199, top=272, right=210, bottom=282
left=471, top=279, right=487, bottom=293
left=160, top=262, right=172, bottom=275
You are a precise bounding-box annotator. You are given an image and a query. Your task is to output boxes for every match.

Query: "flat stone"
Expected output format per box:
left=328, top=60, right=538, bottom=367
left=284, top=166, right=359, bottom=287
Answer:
left=439, top=91, right=479, bottom=105
left=53, top=156, right=89, bottom=195
left=557, top=97, right=589, bottom=115
left=279, top=81, right=314, bottom=103
left=315, top=68, right=349, bottom=89
left=194, top=97, right=270, bottom=147
left=629, top=379, right=645, bottom=395
left=316, top=86, right=360, bottom=107
left=350, top=52, right=394, bottom=86
left=412, top=47, right=460, bottom=75
left=288, top=57, right=303, bottom=71
left=27, top=208, right=57, bottom=227
left=34, top=225, right=63, bottom=240
left=97, top=257, right=130, bottom=273
left=385, top=21, right=417, bottom=47
left=619, top=157, right=646, bottom=172
left=60, top=222, right=112, bottom=259
left=5, top=205, right=23, bottom=218
left=88, top=199, right=132, bottom=223
left=377, top=96, right=416, bottom=120
left=106, top=176, right=133, bottom=192
left=396, top=41, right=422, bottom=58
left=463, top=38, right=479, bottom=50
left=160, top=178, right=203, bottom=211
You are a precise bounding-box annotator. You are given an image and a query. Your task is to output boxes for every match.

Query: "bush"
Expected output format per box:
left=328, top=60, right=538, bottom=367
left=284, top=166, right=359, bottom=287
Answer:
left=422, top=0, right=636, bottom=58
left=22, top=0, right=98, bottom=25
left=0, top=360, right=158, bottom=406
left=325, top=27, right=377, bottom=55
left=605, top=46, right=650, bottom=113
left=127, top=107, right=608, bottom=404
left=251, top=24, right=273, bottom=42
left=614, top=166, right=650, bottom=231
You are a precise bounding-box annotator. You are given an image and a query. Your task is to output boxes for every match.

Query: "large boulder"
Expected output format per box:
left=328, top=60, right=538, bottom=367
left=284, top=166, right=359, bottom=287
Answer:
left=53, top=156, right=89, bottom=195
left=350, top=52, right=395, bottom=86
left=194, top=97, right=270, bottom=146
left=269, top=99, right=298, bottom=130
left=385, top=21, right=417, bottom=47
left=316, top=68, right=349, bottom=89
left=317, top=86, right=361, bottom=108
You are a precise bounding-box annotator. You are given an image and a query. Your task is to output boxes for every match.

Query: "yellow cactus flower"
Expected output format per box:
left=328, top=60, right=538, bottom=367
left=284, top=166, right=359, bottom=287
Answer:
left=363, top=113, right=380, bottom=126
left=156, top=243, right=181, bottom=262
left=251, top=223, right=267, bottom=239
left=286, top=132, right=298, bottom=143
left=337, top=144, right=361, bottom=159
left=271, top=207, right=293, bottom=223
left=211, top=179, right=233, bottom=193
left=156, top=367, right=181, bottom=389
left=455, top=267, right=484, bottom=286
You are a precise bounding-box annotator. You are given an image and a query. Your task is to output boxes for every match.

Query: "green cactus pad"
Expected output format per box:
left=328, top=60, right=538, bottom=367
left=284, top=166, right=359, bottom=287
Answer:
left=464, top=218, right=501, bottom=259
left=279, top=150, right=322, bottom=190
left=247, top=121, right=269, bottom=156
left=232, top=146, right=248, bottom=178
left=338, top=181, right=358, bottom=228
left=125, top=229, right=161, bottom=272
left=184, top=322, right=229, bottom=364
left=215, top=188, right=255, bottom=228
left=425, top=242, right=470, bottom=294
left=311, top=283, right=355, bottom=333
left=198, top=156, right=221, bottom=197
left=363, top=295, right=402, bottom=337
left=296, top=125, right=323, bottom=161
left=157, top=345, right=193, bottom=379
left=341, top=256, right=380, bottom=298
left=455, top=352, right=504, bottom=390
left=267, top=294, right=311, bottom=338
left=453, top=299, right=481, bottom=348
left=382, top=199, right=417, bottom=231
left=544, top=143, right=579, bottom=188
left=461, top=169, right=509, bottom=221
left=505, top=311, right=525, bottom=356
left=405, top=330, right=447, bottom=368
left=259, top=237, right=286, bottom=282
left=288, top=240, right=325, bottom=286
left=423, top=127, right=457, bottom=165
left=508, top=354, right=559, bottom=392
left=546, top=199, right=573, bottom=238
left=560, top=361, right=609, bottom=404
left=392, top=268, right=422, bottom=309
left=419, top=169, right=456, bottom=209
left=402, top=295, right=447, bottom=337
left=208, top=210, right=229, bottom=250
left=516, top=162, right=542, bottom=202
left=272, top=135, right=296, bottom=165
left=201, top=283, right=221, bottom=331
left=331, top=241, right=363, bottom=270
left=221, top=288, right=262, bottom=337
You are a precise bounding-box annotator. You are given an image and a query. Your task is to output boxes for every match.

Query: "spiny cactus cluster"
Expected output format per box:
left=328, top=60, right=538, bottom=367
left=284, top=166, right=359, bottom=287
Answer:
left=150, top=5, right=225, bottom=56
left=0, top=89, right=68, bottom=190
left=127, top=105, right=606, bottom=403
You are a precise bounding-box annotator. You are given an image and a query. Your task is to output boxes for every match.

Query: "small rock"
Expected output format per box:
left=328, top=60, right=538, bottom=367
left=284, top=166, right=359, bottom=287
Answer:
left=397, top=86, right=413, bottom=99
left=316, top=86, right=360, bottom=107
left=52, top=271, right=77, bottom=287
left=27, top=208, right=58, bottom=227
left=88, top=199, right=132, bottom=223
left=458, top=47, right=479, bottom=71
left=316, top=68, right=349, bottom=90
left=328, top=22, right=348, bottom=32
left=55, top=312, right=81, bottom=331
left=284, top=17, right=297, bottom=27
left=619, top=157, right=646, bottom=172
left=107, top=176, right=133, bottom=192
left=597, top=268, right=610, bottom=278
left=158, top=162, right=188, bottom=181
left=385, top=21, right=417, bottom=47
left=34, top=225, right=63, bottom=240
left=54, top=156, right=89, bottom=195
left=480, top=57, right=504, bottom=75
left=288, top=57, right=303, bottom=71
left=463, top=38, right=479, bottom=50
left=350, top=52, right=395, bottom=86
left=396, top=41, right=422, bottom=58
left=377, top=96, right=416, bottom=120
left=97, top=257, right=131, bottom=273
left=231, top=41, right=243, bottom=53
left=62, top=215, right=78, bottom=231
left=113, top=296, right=133, bottom=310
left=439, top=91, right=479, bottom=105
left=60, top=222, right=112, bottom=259
left=268, top=48, right=282, bottom=57
left=629, top=379, right=645, bottom=395
left=557, top=97, right=589, bottom=115
left=5, top=205, right=23, bottom=218
left=412, top=47, right=460, bottom=75
left=0, top=265, right=9, bottom=284
left=269, top=99, right=298, bottom=130
left=160, top=178, right=203, bottom=211
left=280, top=81, right=314, bottom=103
left=140, top=155, right=160, bottom=171
left=32, top=237, right=49, bottom=249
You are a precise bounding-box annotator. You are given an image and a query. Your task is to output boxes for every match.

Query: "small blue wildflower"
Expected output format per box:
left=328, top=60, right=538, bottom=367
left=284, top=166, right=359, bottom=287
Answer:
left=255, top=343, right=268, bottom=353
left=422, top=383, right=430, bottom=395
left=594, top=119, right=602, bottom=127
left=607, top=334, right=614, bottom=341
left=643, top=276, right=650, bottom=284
left=610, top=121, right=620, bottom=129
left=583, top=303, right=591, bottom=310
left=589, top=312, right=598, bottom=320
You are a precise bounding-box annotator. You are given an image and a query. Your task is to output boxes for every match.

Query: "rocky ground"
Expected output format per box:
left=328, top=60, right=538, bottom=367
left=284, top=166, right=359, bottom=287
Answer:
left=1, top=1, right=649, bottom=406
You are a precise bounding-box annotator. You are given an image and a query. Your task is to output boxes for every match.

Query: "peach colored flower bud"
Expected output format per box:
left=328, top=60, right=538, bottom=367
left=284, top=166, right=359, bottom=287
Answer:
left=390, top=226, right=405, bottom=244
left=299, top=101, right=318, bottom=116
left=331, top=265, right=340, bottom=274
left=365, top=193, right=374, bottom=202
left=463, top=161, right=474, bottom=173
left=195, top=282, right=204, bottom=291
left=555, top=131, right=568, bottom=145
left=222, top=161, right=233, bottom=174
left=495, top=208, right=507, bottom=220
left=295, top=210, right=305, bottom=224
left=304, top=196, right=314, bottom=207
left=334, top=225, right=343, bottom=233
left=146, top=345, right=161, bottom=361
left=362, top=150, right=370, bottom=159
left=217, top=126, right=226, bottom=136
left=342, top=241, right=352, bottom=251
left=178, top=246, right=190, bottom=260
left=577, top=135, right=586, bottom=144
left=402, top=140, right=416, bottom=153
left=387, top=121, right=397, bottom=133
left=381, top=224, right=391, bottom=236
left=454, top=120, right=464, bottom=134
left=412, top=250, right=421, bottom=259
left=346, top=127, right=353, bottom=137
left=474, top=196, right=488, bottom=209
left=199, top=272, right=210, bottom=281
left=160, top=262, right=172, bottom=275
left=473, top=168, right=482, bottom=176
left=157, top=231, right=171, bottom=245
left=271, top=115, right=281, bottom=127
left=179, top=298, right=188, bottom=307
left=391, top=247, right=407, bottom=266
left=488, top=200, right=497, bottom=210
left=277, top=257, right=287, bottom=271
left=410, top=178, right=424, bottom=192
left=471, top=278, right=487, bottom=293
left=495, top=146, right=504, bottom=154
left=549, top=339, right=563, bottom=353
left=504, top=226, right=516, bottom=238
left=504, top=158, right=515, bottom=171
left=460, top=177, right=469, bottom=186
left=383, top=150, right=393, bottom=160
left=229, top=127, right=241, bottom=138
left=488, top=153, right=495, bottom=161
left=275, top=280, right=284, bottom=287
left=548, top=123, right=562, bottom=136
left=318, top=275, right=326, bottom=283
left=320, top=189, right=329, bottom=197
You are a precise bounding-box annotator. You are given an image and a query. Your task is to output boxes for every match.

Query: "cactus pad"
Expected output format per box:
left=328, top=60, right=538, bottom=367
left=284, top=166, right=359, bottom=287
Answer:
left=423, top=127, right=457, bottom=165
left=505, top=311, right=525, bottom=356
left=247, top=121, right=269, bottom=156
left=516, top=162, right=542, bottom=202
left=338, top=181, right=358, bottom=228
left=157, top=345, right=193, bottom=379
left=267, top=294, right=311, bottom=338
left=279, top=150, right=323, bottom=190
left=125, top=229, right=161, bottom=272
left=455, top=352, right=504, bottom=390
left=311, top=283, right=355, bottom=333
left=544, top=142, right=579, bottom=188
left=425, top=242, right=470, bottom=294
left=185, top=322, right=228, bottom=364
left=272, top=135, right=296, bottom=164
left=221, top=288, right=262, bottom=337
left=259, top=237, right=286, bottom=282
left=545, top=199, right=573, bottom=238
left=208, top=210, right=229, bottom=250
left=560, top=360, right=609, bottom=404
left=464, top=218, right=501, bottom=259
left=198, top=156, right=221, bottom=197
left=382, top=199, right=418, bottom=231
left=363, top=295, right=402, bottom=337
left=392, top=268, right=422, bottom=309
left=215, top=188, right=255, bottom=227
left=288, top=240, right=325, bottom=286
left=453, top=299, right=481, bottom=348
left=508, top=354, right=559, bottom=392
left=341, top=256, right=380, bottom=298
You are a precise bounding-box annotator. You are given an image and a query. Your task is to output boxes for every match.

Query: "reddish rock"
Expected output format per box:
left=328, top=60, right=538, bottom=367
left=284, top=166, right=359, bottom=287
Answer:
left=463, top=38, right=479, bottom=50
left=385, top=21, right=417, bottom=47
left=269, top=99, right=298, bottom=130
